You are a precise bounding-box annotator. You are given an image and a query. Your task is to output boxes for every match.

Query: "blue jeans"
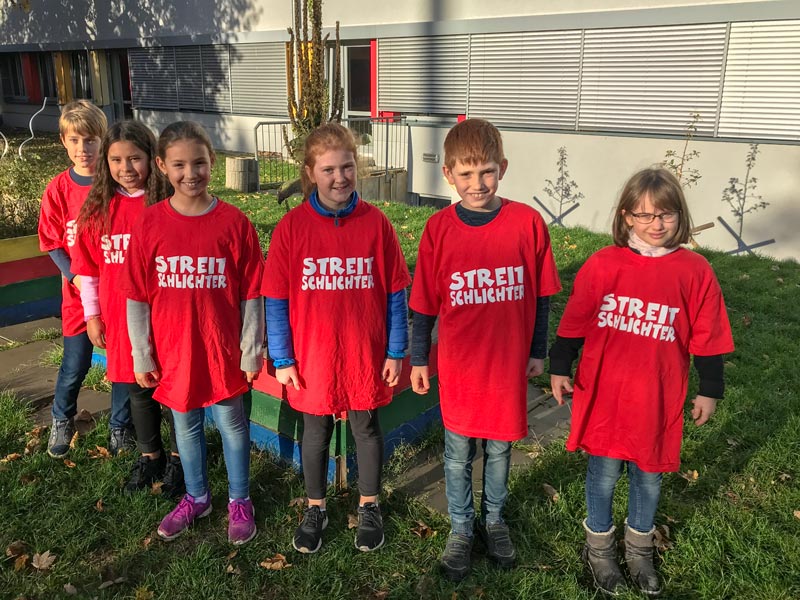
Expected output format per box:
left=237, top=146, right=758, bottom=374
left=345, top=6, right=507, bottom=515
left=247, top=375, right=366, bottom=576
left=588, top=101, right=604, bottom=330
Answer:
left=585, top=454, right=663, bottom=534
left=171, top=396, right=250, bottom=500
left=443, top=429, right=512, bottom=536
left=51, top=332, right=93, bottom=422
left=109, top=382, right=132, bottom=430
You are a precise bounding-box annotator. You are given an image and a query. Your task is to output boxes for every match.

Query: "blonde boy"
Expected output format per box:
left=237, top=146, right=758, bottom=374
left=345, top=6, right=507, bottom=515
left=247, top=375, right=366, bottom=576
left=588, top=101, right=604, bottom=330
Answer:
left=409, top=118, right=561, bottom=581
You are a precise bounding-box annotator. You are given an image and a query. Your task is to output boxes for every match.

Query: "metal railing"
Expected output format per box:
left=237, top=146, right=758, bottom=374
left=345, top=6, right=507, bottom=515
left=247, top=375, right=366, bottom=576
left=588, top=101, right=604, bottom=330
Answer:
left=253, top=115, right=408, bottom=190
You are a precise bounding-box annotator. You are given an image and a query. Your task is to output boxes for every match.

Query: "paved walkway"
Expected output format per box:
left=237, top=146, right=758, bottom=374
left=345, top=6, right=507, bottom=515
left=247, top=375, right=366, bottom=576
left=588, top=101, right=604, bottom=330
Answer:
left=0, top=317, right=572, bottom=515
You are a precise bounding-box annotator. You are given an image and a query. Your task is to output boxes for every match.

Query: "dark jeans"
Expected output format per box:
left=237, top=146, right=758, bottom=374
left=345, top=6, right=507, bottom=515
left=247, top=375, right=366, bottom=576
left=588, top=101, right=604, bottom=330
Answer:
left=51, top=332, right=93, bottom=422
left=109, top=382, right=132, bottom=430
left=302, top=409, right=383, bottom=500
left=128, top=383, right=177, bottom=454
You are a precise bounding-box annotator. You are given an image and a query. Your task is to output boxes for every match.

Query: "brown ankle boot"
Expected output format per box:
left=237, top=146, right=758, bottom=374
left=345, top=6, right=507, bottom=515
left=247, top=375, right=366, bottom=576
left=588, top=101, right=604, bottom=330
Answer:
left=624, top=522, right=662, bottom=597
left=582, top=520, right=626, bottom=596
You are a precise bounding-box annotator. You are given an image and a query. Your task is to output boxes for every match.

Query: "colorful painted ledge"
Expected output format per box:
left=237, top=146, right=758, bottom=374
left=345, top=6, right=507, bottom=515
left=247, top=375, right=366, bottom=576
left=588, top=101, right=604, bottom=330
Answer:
left=0, top=235, right=61, bottom=327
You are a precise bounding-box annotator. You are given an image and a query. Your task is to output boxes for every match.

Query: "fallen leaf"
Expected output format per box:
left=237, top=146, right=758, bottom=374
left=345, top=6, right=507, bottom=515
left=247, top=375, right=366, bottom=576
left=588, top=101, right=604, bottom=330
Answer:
left=226, top=550, right=239, bottom=560
left=771, top=265, right=780, bottom=272
left=3, top=453, right=22, bottom=462
left=5, top=540, right=28, bottom=557
left=225, top=563, right=241, bottom=575
left=679, top=469, right=699, bottom=482
left=726, top=438, right=740, bottom=448
left=98, top=581, right=115, bottom=590
left=776, top=277, right=784, bottom=284
left=75, top=409, right=94, bottom=422
left=347, top=513, right=359, bottom=529
left=150, top=481, right=164, bottom=495
left=88, top=446, right=111, bottom=459
left=793, top=510, right=800, bottom=520
left=31, top=550, right=56, bottom=571
left=142, top=536, right=153, bottom=549
left=14, top=554, right=29, bottom=571
left=739, top=273, right=750, bottom=280
left=24, top=437, right=40, bottom=454
left=543, top=483, right=559, bottom=502
left=63, top=459, right=76, bottom=468
left=68, top=431, right=79, bottom=449
left=134, top=588, right=155, bottom=600
left=258, top=553, right=292, bottom=570
left=64, top=583, right=78, bottom=595
left=741, top=315, right=752, bottom=327
left=287, top=497, right=305, bottom=508
left=410, top=520, right=434, bottom=539
left=778, top=473, right=791, bottom=482
left=95, top=499, right=105, bottom=512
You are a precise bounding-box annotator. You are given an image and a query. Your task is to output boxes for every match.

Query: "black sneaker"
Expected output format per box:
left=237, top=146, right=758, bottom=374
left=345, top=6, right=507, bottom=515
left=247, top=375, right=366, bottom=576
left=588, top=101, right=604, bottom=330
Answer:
left=355, top=502, right=385, bottom=552
left=441, top=532, right=473, bottom=582
left=478, top=520, right=517, bottom=568
left=47, top=417, right=75, bottom=459
left=161, top=455, right=186, bottom=500
left=124, top=454, right=166, bottom=494
left=293, top=506, right=328, bottom=553
left=109, top=427, right=136, bottom=456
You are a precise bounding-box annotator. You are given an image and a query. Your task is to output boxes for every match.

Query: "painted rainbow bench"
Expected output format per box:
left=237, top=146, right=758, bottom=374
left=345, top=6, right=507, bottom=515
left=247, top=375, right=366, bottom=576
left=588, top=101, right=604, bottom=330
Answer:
left=0, top=234, right=61, bottom=327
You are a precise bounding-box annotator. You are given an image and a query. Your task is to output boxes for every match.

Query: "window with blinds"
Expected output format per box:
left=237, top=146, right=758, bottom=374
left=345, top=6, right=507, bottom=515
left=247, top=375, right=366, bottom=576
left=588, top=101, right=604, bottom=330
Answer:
left=579, top=23, right=727, bottom=135
left=230, top=43, right=287, bottom=116
left=468, top=30, right=582, bottom=129
left=378, top=35, right=469, bottom=115
left=129, top=47, right=178, bottom=110
left=718, top=20, right=800, bottom=141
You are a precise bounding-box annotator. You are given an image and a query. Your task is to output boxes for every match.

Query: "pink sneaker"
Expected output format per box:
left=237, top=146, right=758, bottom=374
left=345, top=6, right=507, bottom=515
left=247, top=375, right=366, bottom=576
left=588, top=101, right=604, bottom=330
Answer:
left=228, top=498, right=257, bottom=545
left=157, top=493, right=213, bottom=541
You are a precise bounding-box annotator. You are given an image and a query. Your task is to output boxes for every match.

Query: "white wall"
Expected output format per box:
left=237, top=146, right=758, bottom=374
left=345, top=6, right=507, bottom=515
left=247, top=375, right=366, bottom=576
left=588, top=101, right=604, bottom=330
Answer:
left=408, top=124, right=800, bottom=262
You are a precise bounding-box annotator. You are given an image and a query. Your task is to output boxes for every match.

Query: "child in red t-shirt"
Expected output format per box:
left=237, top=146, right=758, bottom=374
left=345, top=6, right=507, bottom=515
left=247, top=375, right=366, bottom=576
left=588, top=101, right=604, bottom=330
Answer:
left=38, top=100, right=107, bottom=459
left=122, top=121, right=264, bottom=545
left=262, top=123, right=410, bottom=554
left=72, top=120, right=184, bottom=496
left=409, top=118, right=562, bottom=581
left=549, top=167, right=735, bottom=596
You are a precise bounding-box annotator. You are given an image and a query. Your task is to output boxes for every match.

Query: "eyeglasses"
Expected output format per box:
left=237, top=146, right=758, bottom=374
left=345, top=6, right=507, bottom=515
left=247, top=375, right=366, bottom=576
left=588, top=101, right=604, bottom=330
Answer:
left=627, top=210, right=681, bottom=224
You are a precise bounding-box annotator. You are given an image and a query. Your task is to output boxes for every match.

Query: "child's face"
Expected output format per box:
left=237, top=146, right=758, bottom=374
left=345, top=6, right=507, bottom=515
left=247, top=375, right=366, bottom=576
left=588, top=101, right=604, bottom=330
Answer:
left=61, top=128, right=101, bottom=176
left=443, top=158, right=508, bottom=212
left=306, top=148, right=357, bottom=211
left=156, top=139, right=214, bottom=202
left=108, top=140, right=150, bottom=195
left=623, top=193, right=680, bottom=247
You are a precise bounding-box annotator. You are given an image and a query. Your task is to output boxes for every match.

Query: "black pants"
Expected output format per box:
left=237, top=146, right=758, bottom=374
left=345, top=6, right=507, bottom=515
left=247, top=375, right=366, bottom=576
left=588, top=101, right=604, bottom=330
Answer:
left=128, top=383, right=177, bottom=455
left=302, top=409, right=383, bottom=499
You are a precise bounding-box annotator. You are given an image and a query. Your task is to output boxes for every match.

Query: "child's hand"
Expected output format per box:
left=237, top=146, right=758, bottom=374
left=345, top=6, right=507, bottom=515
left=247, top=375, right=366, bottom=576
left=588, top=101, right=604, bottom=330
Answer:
left=245, top=371, right=259, bottom=383
left=410, top=366, right=430, bottom=395
left=135, top=370, right=160, bottom=388
left=87, top=317, right=105, bottom=348
left=382, top=358, right=402, bottom=387
left=691, top=395, right=717, bottom=426
left=550, top=375, right=573, bottom=405
left=276, top=365, right=301, bottom=390
left=526, top=358, right=544, bottom=377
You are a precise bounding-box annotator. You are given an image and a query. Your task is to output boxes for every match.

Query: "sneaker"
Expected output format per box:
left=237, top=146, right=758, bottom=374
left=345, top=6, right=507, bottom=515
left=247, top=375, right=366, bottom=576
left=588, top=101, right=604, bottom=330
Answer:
left=109, top=427, right=136, bottom=456
left=228, top=498, right=257, bottom=545
left=124, top=454, right=166, bottom=494
left=441, top=532, right=473, bottom=582
left=157, top=493, right=213, bottom=541
left=161, top=455, right=186, bottom=500
left=47, top=417, right=75, bottom=459
left=478, top=520, right=517, bottom=568
left=355, top=502, right=385, bottom=552
left=292, top=506, right=328, bottom=553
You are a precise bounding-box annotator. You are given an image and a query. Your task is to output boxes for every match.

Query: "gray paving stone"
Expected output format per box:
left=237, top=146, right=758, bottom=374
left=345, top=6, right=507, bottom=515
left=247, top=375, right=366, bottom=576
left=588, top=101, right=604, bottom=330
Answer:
left=0, top=317, right=62, bottom=345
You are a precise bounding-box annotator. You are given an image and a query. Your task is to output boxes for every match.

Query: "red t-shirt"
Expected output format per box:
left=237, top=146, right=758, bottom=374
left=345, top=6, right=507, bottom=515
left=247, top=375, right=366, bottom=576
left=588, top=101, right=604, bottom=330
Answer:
left=262, top=200, right=411, bottom=415
left=72, top=192, right=147, bottom=383
left=557, top=245, right=735, bottom=472
left=38, top=170, right=92, bottom=336
left=409, top=199, right=562, bottom=441
left=121, top=200, right=264, bottom=412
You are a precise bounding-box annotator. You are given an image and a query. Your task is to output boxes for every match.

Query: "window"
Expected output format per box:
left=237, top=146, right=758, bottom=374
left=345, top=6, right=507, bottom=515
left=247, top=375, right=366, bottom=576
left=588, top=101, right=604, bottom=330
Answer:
left=37, top=53, right=57, bottom=100
left=346, top=46, right=371, bottom=113
left=69, top=51, right=93, bottom=100
left=0, top=53, right=26, bottom=101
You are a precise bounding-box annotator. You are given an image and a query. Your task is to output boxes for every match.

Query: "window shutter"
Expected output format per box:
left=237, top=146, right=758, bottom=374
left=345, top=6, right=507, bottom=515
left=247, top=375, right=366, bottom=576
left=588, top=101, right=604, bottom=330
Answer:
left=230, top=43, right=287, bottom=116
left=201, top=45, right=231, bottom=113
left=468, top=30, right=581, bottom=128
left=128, top=47, right=177, bottom=110
left=175, top=47, right=204, bottom=112
left=378, top=35, right=468, bottom=114
left=579, top=23, right=727, bottom=134
left=718, top=20, right=800, bottom=140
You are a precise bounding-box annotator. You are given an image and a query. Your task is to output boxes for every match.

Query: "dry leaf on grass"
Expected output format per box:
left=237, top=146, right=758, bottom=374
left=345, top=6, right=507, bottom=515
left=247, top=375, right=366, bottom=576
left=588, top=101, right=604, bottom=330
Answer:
left=371, top=591, right=389, bottom=600
left=347, top=513, right=359, bottom=529
left=63, top=459, right=76, bottom=468
left=150, top=482, right=164, bottom=495
left=543, top=483, right=559, bottom=502
left=142, top=536, right=153, bottom=549
left=258, top=553, right=292, bottom=570
left=14, top=554, right=29, bottom=571
left=5, top=540, right=28, bottom=557
left=134, top=589, right=155, bottom=600
left=726, top=438, right=740, bottom=448
left=68, top=431, right=79, bottom=449
left=88, top=446, right=111, bottom=459
left=225, top=563, right=242, bottom=575
left=410, top=520, right=435, bottom=539
left=654, top=525, right=674, bottom=551
left=793, top=510, right=800, bottom=520
left=2, top=453, right=22, bottom=463
left=287, top=497, right=305, bottom=508
left=226, top=550, right=239, bottom=560
left=31, top=550, right=56, bottom=571
left=95, top=499, right=105, bottom=512
left=679, top=469, right=699, bottom=482
left=63, top=583, right=78, bottom=595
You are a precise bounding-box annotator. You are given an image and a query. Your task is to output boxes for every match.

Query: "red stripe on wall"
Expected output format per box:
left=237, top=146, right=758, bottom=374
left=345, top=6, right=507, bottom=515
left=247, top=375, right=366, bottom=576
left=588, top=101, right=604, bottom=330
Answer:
left=0, top=255, right=59, bottom=287
left=370, top=39, right=378, bottom=118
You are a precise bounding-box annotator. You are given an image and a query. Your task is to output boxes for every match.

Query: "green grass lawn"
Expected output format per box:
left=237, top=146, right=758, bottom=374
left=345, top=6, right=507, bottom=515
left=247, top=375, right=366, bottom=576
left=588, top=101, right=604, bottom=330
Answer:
left=1, top=140, right=799, bottom=599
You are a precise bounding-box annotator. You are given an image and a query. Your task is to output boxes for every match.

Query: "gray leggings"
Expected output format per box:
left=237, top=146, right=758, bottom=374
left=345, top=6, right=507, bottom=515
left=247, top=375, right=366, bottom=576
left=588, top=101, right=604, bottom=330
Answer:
left=302, top=409, right=383, bottom=499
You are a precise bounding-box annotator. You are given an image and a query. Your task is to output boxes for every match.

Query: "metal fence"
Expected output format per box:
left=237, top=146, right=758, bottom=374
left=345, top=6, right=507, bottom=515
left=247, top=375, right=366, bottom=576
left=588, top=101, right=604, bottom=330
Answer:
left=253, top=115, right=408, bottom=189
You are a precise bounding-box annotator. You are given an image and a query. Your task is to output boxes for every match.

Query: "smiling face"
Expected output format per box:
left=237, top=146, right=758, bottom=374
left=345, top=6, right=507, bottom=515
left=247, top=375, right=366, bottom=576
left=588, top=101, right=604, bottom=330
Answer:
left=61, top=128, right=101, bottom=176
left=443, top=158, right=508, bottom=212
left=156, top=139, right=214, bottom=205
left=107, top=140, right=149, bottom=194
left=306, top=148, right=357, bottom=211
left=623, top=192, right=680, bottom=247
